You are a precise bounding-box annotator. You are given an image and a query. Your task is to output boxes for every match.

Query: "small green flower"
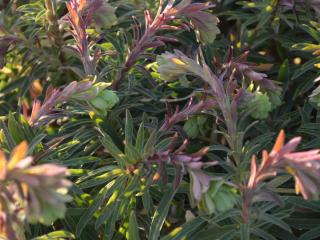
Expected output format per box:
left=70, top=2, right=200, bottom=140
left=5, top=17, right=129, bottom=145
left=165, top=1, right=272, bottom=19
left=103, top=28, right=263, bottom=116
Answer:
left=70, top=81, right=119, bottom=115
left=268, top=90, right=282, bottom=110
left=184, top=117, right=199, bottom=138
left=156, top=50, right=205, bottom=82
left=157, top=54, right=188, bottom=81
left=184, top=116, right=208, bottom=138
left=200, top=180, right=238, bottom=214
left=246, top=92, right=272, bottom=119
left=89, top=89, right=119, bottom=115
left=100, top=89, right=119, bottom=109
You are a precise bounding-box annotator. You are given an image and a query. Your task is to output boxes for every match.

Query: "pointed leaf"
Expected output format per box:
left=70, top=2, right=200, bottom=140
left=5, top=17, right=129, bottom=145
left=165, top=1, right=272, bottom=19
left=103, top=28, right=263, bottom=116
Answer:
left=149, top=187, right=177, bottom=240
left=101, top=135, right=129, bottom=168
left=259, top=213, right=292, bottom=233
left=135, top=122, right=145, bottom=155
left=161, top=216, right=206, bottom=240
left=128, top=211, right=141, bottom=240
left=125, top=110, right=134, bottom=145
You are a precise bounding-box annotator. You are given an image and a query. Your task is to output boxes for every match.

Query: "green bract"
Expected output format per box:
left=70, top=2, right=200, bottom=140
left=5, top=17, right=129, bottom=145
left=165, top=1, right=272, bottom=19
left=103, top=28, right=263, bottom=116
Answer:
left=246, top=92, right=272, bottom=119
left=267, top=90, right=282, bottom=110
left=156, top=54, right=188, bottom=81
left=184, top=117, right=199, bottom=138
left=184, top=116, right=208, bottom=138
left=89, top=89, right=119, bottom=114
left=200, top=181, right=238, bottom=214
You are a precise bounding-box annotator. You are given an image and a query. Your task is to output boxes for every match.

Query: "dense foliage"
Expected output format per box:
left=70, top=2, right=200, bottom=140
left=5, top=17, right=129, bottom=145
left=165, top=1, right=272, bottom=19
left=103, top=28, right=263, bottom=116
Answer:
left=1, top=0, right=320, bottom=239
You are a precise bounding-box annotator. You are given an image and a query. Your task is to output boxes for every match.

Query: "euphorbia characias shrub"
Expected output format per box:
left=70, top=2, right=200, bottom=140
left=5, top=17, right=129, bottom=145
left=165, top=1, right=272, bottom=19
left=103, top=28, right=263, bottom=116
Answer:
left=1, top=0, right=320, bottom=239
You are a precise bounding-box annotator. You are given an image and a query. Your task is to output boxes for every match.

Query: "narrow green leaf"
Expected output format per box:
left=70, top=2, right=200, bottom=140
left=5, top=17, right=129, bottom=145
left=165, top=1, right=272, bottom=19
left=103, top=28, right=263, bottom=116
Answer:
left=208, top=144, right=231, bottom=153
left=135, top=122, right=145, bottom=155
left=161, top=217, right=206, bottom=240
left=292, top=57, right=320, bottom=80
left=142, top=190, right=153, bottom=213
left=125, top=140, right=141, bottom=164
left=143, top=130, right=159, bottom=157
left=32, top=231, right=75, bottom=240
left=251, top=228, right=277, bottom=240
left=277, top=59, right=289, bottom=82
left=299, top=226, right=320, bottom=240
left=76, top=186, right=109, bottom=236
left=301, top=24, right=320, bottom=42
left=240, top=224, right=250, bottom=240
left=0, top=121, right=16, bottom=150
left=104, top=200, right=121, bottom=238
left=101, top=135, right=129, bottom=168
left=8, top=113, right=24, bottom=143
left=77, top=170, right=121, bottom=189
left=259, top=213, right=292, bottom=233
left=191, top=225, right=237, bottom=240
left=76, top=166, right=119, bottom=183
left=27, top=133, right=46, bottom=155
left=125, top=110, right=134, bottom=145
left=128, top=211, right=141, bottom=240
left=287, top=197, right=320, bottom=212
left=95, top=176, right=127, bottom=229
left=148, top=187, right=177, bottom=240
